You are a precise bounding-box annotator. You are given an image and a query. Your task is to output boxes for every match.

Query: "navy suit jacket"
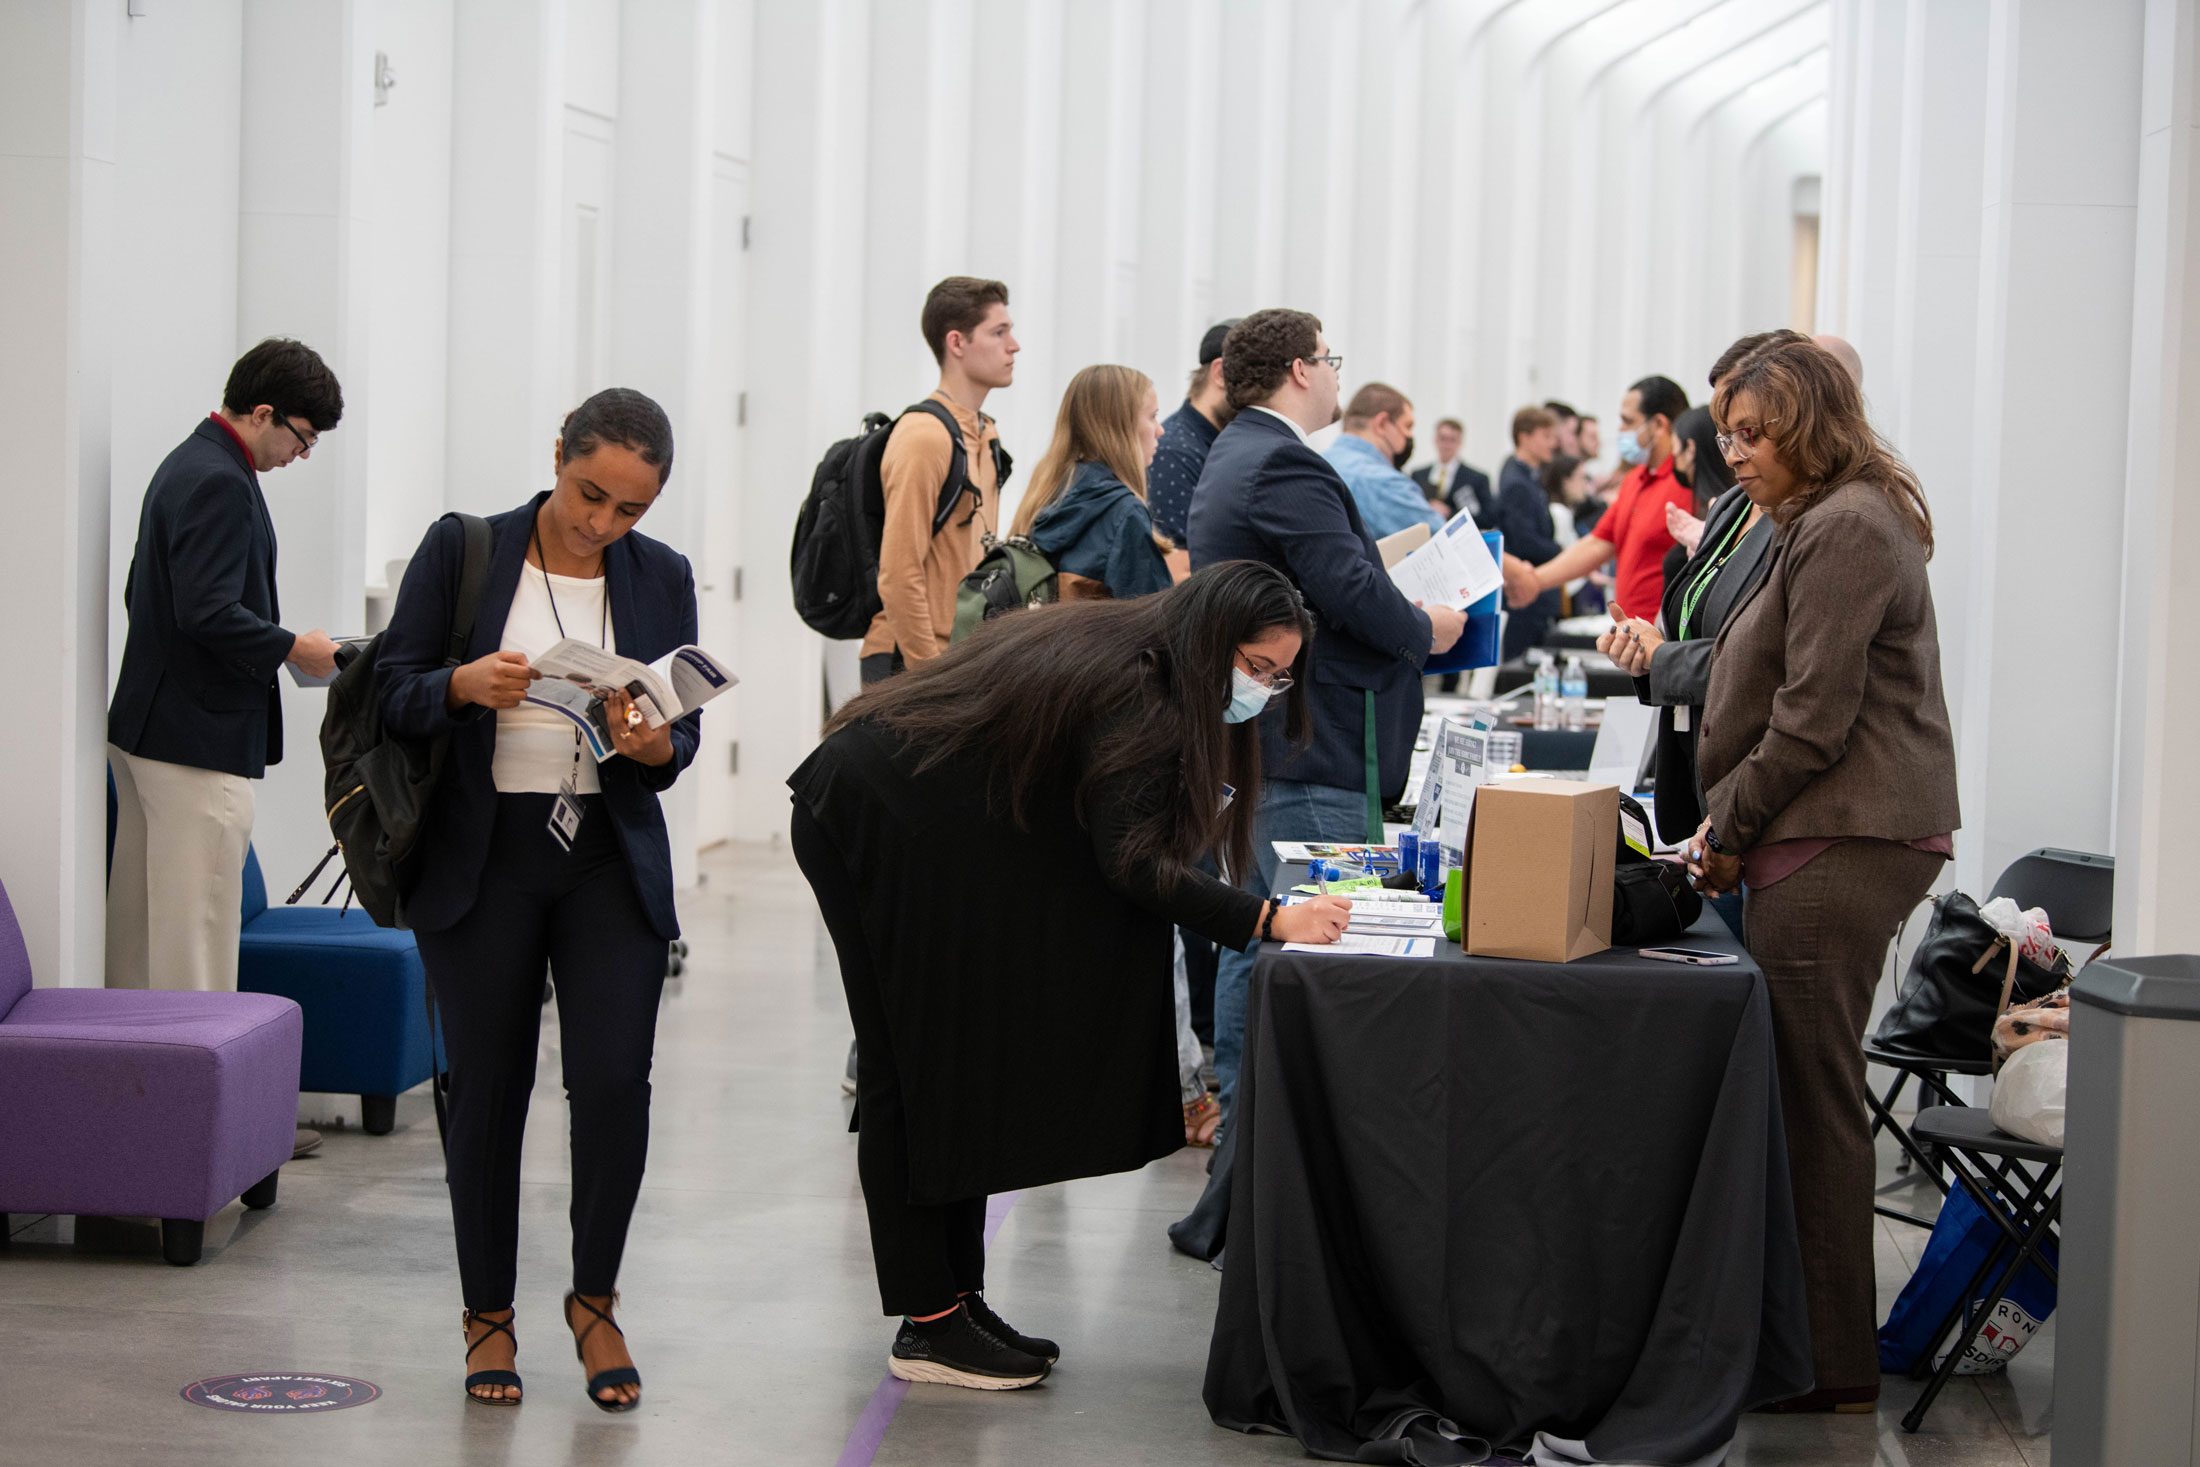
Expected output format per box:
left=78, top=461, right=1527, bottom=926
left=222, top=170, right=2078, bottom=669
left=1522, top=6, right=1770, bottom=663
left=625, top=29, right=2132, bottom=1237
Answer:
left=1187, top=410, right=1432, bottom=798
left=109, top=418, right=295, bottom=778
left=377, top=494, right=700, bottom=939
left=1494, top=455, right=1563, bottom=659
left=1411, top=460, right=1494, bottom=526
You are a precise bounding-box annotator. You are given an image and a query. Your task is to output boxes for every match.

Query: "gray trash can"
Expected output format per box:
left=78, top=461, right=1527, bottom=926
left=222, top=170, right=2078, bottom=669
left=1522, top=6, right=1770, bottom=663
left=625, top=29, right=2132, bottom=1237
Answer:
left=2056, top=955, right=2200, bottom=1467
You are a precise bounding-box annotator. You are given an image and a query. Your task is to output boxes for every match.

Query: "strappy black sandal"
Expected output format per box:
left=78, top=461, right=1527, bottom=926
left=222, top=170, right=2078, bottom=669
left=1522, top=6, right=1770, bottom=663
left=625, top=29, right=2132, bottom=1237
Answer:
left=564, top=1291, right=641, bottom=1413
left=462, top=1308, right=522, bottom=1405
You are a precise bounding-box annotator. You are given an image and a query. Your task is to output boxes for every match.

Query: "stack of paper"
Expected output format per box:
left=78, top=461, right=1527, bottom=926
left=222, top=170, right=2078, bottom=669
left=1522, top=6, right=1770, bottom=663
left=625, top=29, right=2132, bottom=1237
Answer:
left=1283, top=934, right=1439, bottom=958
left=1388, top=510, right=1504, bottom=610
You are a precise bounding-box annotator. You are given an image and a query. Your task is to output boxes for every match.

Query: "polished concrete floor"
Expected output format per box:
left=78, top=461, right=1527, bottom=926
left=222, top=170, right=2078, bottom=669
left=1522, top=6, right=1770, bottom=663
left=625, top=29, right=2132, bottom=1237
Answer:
left=0, top=842, right=2052, bottom=1466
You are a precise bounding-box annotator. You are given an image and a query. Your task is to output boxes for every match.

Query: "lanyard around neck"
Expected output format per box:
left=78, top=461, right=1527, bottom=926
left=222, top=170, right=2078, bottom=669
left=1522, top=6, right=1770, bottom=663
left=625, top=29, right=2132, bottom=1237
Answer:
left=1677, top=505, right=1751, bottom=643
left=531, top=522, right=609, bottom=648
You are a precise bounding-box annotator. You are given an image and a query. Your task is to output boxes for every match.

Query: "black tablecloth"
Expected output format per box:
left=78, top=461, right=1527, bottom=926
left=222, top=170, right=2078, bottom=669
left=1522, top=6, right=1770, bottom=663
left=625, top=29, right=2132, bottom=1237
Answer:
left=1203, top=903, right=1812, bottom=1465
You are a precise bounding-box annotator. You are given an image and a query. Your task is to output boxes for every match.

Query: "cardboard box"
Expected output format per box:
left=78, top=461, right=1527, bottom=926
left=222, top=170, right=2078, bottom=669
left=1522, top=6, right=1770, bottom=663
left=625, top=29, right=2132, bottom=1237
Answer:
left=1463, top=779, right=1617, bottom=961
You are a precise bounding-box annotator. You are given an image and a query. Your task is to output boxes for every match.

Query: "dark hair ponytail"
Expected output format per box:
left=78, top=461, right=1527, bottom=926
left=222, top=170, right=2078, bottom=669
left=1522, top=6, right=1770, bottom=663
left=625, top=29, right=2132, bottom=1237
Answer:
left=826, top=561, right=1315, bottom=887
left=561, top=387, right=675, bottom=485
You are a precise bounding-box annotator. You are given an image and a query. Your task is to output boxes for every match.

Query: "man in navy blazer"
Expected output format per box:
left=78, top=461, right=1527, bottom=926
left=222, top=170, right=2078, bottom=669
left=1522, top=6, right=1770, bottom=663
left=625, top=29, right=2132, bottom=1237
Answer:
left=1186, top=309, right=1465, bottom=1123
left=107, top=338, right=344, bottom=996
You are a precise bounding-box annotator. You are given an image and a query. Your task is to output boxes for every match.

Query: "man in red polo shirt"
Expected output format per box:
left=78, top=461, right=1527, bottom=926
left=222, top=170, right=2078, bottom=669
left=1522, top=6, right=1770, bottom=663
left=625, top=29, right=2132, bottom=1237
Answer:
left=1501, top=375, right=1691, bottom=624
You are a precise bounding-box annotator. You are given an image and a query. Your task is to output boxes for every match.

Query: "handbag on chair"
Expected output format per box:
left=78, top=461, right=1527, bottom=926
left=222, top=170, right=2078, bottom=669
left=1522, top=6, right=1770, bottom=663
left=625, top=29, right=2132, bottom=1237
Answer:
left=1870, top=892, right=2071, bottom=1066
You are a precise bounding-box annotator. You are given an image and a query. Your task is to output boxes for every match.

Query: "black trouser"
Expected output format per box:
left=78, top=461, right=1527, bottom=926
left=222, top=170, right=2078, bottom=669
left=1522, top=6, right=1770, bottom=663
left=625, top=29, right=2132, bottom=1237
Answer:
left=792, top=801, right=985, bottom=1317
left=858, top=650, right=904, bottom=685
left=414, top=793, right=668, bottom=1311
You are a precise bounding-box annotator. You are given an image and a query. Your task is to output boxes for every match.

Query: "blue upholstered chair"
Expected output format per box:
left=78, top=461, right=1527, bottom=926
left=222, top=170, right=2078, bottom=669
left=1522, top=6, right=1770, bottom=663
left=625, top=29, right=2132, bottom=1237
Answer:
left=235, top=849, right=437, bottom=1135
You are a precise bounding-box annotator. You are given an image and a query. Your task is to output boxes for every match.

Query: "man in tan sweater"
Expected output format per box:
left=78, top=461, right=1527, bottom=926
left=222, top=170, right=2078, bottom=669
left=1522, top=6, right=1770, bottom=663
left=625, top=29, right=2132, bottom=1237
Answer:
left=860, top=276, right=1020, bottom=684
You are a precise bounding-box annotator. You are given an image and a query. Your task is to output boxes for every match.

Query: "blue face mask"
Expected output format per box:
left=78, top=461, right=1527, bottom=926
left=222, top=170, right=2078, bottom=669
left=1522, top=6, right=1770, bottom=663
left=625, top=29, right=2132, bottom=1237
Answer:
left=1223, top=666, right=1273, bottom=724
left=1616, top=428, right=1649, bottom=466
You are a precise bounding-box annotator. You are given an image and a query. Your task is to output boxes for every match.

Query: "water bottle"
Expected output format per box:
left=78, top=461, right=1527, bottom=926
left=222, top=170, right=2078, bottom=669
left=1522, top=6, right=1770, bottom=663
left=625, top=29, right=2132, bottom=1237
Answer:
left=1532, top=651, right=1560, bottom=731
left=1561, top=654, right=1588, bottom=732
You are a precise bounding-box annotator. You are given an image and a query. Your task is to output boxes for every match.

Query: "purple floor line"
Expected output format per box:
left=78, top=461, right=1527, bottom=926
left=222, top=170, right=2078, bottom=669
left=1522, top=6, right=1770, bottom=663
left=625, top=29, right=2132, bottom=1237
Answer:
left=833, top=1190, right=1025, bottom=1467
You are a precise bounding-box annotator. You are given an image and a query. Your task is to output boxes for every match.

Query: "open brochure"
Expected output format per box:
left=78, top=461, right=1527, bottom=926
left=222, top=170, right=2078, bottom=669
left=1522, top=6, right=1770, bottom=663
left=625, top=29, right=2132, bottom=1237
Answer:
left=523, top=639, right=738, bottom=763
left=1389, top=509, right=1503, bottom=610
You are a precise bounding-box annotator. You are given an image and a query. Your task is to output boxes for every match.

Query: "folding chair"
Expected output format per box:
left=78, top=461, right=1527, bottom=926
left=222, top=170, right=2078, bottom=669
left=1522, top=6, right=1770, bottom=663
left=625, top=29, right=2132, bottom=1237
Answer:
left=1987, top=847, right=2114, bottom=961
left=1866, top=1042, right=1989, bottom=1227
left=1866, top=847, right=2112, bottom=1228
left=1899, top=1106, right=2062, bottom=1433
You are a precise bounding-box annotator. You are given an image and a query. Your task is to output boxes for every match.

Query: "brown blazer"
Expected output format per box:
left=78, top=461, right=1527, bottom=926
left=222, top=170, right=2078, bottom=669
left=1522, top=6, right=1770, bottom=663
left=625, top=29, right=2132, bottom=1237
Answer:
left=1697, top=479, right=1960, bottom=850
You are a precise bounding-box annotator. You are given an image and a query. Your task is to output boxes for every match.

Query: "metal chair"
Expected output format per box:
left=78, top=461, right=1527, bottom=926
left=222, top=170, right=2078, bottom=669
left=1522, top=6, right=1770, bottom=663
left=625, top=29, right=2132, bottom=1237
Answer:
left=1867, top=848, right=2111, bottom=1227
left=1899, top=1106, right=2061, bottom=1433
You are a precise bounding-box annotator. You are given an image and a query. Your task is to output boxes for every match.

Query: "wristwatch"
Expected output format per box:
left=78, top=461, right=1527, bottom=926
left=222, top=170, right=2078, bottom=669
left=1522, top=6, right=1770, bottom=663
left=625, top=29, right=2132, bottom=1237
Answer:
left=1704, top=827, right=1731, bottom=857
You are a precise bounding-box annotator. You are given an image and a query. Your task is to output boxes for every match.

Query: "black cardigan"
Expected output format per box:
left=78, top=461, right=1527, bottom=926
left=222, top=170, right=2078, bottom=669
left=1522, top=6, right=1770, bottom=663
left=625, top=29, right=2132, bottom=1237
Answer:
left=1632, top=487, right=1773, bottom=843
left=790, top=715, right=1260, bottom=1202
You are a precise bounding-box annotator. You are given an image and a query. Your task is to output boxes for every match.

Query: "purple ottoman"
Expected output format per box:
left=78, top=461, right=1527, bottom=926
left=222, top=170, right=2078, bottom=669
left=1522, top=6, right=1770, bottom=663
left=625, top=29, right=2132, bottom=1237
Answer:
left=0, top=880, right=301, bottom=1265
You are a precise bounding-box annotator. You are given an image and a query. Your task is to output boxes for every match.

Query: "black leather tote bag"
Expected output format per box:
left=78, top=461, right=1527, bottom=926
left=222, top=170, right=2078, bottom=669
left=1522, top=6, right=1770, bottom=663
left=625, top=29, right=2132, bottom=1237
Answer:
left=1870, top=892, right=2071, bottom=1065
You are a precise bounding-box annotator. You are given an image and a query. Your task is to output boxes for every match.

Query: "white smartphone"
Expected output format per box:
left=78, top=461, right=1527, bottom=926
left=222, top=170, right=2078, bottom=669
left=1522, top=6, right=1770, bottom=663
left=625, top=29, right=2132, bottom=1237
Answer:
left=1638, top=946, right=1739, bottom=966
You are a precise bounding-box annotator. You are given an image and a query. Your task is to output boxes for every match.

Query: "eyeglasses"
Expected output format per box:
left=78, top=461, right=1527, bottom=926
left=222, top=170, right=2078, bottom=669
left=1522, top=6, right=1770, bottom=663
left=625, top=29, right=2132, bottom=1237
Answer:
left=278, top=416, right=318, bottom=455
left=1716, top=420, right=1778, bottom=460
left=1238, top=656, right=1295, bottom=693
left=1302, top=354, right=1343, bottom=374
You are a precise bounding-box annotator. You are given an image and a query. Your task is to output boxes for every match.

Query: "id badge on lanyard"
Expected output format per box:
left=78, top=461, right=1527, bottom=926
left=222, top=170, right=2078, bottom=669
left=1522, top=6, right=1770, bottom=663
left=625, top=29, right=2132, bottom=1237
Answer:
left=549, top=740, right=585, bottom=850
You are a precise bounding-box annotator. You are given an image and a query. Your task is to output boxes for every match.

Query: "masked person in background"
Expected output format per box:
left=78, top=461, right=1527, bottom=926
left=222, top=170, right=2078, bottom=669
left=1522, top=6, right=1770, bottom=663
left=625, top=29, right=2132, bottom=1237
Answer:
left=1500, top=375, right=1693, bottom=627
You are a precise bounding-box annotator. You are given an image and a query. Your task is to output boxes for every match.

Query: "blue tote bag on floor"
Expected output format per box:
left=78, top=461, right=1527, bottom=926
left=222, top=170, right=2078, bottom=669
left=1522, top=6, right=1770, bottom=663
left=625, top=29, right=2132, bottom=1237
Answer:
left=1879, top=1182, right=2058, bottom=1374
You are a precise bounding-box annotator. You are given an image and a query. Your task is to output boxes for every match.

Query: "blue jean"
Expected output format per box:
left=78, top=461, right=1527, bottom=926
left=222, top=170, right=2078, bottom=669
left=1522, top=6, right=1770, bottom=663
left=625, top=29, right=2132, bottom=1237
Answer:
left=1213, top=779, right=1371, bottom=1125
left=1709, top=889, right=1747, bottom=947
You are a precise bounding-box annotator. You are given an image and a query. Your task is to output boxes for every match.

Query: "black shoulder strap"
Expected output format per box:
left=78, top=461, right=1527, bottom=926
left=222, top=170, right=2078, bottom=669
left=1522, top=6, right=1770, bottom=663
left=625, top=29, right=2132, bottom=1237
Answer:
left=443, top=512, right=495, bottom=668
left=906, top=399, right=974, bottom=537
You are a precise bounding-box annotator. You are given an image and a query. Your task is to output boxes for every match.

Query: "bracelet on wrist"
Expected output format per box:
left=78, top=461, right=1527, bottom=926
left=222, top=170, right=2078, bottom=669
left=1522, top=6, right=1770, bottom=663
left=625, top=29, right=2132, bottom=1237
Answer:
left=1259, top=901, right=1278, bottom=942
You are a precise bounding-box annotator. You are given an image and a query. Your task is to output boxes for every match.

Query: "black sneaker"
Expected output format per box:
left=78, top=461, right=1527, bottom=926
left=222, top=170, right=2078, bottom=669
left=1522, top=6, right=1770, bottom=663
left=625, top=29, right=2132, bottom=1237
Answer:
left=889, top=1309, right=1050, bottom=1390
left=962, top=1294, right=1058, bottom=1363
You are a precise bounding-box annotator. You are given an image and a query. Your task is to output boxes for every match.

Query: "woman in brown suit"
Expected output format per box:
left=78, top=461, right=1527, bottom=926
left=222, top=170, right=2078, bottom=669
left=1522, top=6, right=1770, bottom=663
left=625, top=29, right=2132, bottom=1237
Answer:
left=1686, top=340, right=1959, bottom=1413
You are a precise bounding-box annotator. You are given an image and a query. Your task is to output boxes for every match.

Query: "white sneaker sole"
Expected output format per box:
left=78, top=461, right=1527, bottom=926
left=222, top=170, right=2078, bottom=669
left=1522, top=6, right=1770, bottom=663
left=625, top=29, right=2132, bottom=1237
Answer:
left=888, top=1355, right=1046, bottom=1390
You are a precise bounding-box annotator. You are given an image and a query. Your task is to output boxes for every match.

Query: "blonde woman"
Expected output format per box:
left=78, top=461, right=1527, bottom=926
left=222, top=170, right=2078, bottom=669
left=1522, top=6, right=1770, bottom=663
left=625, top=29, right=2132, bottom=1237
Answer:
left=1013, top=364, right=1211, bottom=1143
left=1011, top=365, right=1176, bottom=599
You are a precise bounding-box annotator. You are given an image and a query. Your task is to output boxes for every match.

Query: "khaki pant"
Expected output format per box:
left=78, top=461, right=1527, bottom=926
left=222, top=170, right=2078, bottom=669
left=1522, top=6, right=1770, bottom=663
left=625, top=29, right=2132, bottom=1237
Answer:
left=106, top=745, right=254, bottom=992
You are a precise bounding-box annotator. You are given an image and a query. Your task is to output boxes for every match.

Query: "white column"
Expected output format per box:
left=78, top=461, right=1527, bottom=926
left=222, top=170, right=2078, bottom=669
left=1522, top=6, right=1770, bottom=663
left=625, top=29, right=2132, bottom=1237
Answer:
left=445, top=0, right=567, bottom=518
left=0, top=0, right=117, bottom=987
left=1050, top=0, right=1145, bottom=373
left=111, top=3, right=246, bottom=677
left=1211, top=0, right=1291, bottom=315
left=1956, top=0, right=2146, bottom=893
left=971, top=0, right=1066, bottom=469
left=2111, top=0, right=2200, bottom=953
left=738, top=0, right=864, bottom=839
left=1830, top=0, right=1910, bottom=395
left=235, top=0, right=376, bottom=900
left=1887, top=0, right=1991, bottom=730
left=611, top=0, right=721, bottom=885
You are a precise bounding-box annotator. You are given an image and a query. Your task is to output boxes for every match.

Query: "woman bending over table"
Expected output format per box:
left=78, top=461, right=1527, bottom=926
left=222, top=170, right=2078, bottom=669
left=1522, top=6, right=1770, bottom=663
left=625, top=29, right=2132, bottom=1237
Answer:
left=789, top=561, right=1350, bottom=1391
left=1686, top=340, right=1958, bottom=1413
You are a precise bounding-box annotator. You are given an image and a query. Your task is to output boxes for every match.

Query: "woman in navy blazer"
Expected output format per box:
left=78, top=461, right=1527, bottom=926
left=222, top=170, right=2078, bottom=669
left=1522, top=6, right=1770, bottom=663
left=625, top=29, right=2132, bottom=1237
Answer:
left=378, top=389, right=698, bottom=1413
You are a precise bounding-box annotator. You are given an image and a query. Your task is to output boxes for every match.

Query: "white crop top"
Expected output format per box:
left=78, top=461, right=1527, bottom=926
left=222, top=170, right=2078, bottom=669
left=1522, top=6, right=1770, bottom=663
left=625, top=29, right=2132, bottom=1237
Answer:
left=491, top=562, right=615, bottom=795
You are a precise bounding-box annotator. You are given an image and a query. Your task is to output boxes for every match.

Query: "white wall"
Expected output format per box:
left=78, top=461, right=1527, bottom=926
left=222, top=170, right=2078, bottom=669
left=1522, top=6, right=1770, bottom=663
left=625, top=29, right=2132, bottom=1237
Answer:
left=14, top=0, right=2196, bottom=980
left=362, top=0, right=456, bottom=581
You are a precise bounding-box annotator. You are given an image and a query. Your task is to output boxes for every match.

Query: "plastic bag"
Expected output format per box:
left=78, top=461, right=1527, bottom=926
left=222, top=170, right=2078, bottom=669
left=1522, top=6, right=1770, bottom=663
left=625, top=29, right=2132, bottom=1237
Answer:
left=1976, top=896, right=2065, bottom=969
left=1989, top=1036, right=2067, bottom=1148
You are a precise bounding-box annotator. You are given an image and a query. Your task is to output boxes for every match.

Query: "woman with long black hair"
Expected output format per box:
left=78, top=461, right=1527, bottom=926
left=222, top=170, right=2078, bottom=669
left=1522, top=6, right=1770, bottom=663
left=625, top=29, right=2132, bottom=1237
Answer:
left=378, top=388, right=698, bottom=1411
left=790, top=561, right=1350, bottom=1390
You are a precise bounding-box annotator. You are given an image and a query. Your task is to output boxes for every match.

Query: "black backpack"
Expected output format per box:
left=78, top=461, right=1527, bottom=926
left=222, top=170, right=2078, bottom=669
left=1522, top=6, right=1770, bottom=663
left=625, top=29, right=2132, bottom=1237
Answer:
left=789, top=399, right=1012, bottom=639
left=297, top=512, right=495, bottom=928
